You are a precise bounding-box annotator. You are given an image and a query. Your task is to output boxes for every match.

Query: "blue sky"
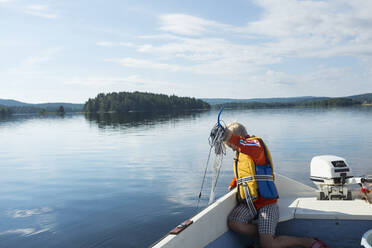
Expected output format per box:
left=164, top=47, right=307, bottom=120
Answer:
left=1, top=0, right=372, bottom=103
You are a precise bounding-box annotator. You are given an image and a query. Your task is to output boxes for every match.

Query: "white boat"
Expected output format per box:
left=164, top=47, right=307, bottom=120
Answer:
left=152, top=156, right=372, bottom=248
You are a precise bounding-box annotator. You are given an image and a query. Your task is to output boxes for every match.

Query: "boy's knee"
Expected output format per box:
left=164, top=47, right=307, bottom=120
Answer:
left=227, top=220, right=237, bottom=230
left=228, top=220, right=258, bottom=237
left=260, top=234, right=277, bottom=248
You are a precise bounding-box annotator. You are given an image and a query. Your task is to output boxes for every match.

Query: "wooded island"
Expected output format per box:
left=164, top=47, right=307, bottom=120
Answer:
left=83, top=91, right=210, bottom=113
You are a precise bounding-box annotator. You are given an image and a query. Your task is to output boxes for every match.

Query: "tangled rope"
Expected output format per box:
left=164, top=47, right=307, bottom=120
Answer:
left=208, top=123, right=226, bottom=156
left=196, top=110, right=227, bottom=209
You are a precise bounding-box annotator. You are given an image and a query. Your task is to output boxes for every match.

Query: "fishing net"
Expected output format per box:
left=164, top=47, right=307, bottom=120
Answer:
left=207, top=123, right=226, bottom=204
left=196, top=108, right=227, bottom=209
left=208, top=151, right=224, bottom=204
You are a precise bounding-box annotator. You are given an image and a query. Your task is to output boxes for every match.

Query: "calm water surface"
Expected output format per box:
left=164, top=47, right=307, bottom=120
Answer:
left=1, top=108, right=372, bottom=248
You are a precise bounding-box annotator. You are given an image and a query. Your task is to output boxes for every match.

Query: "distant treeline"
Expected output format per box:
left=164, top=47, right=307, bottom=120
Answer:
left=8, top=106, right=80, bottom=114
left=0, top=106, right=12, bottom=116
left=214, top=98, right=363, bottom=109
left=0, top=105, right=78, bottom=116
left=83, top=91, right=210, bottom=113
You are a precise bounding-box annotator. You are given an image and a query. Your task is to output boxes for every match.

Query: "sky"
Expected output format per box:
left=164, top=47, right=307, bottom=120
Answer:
left=1, top=0, right=372, bottom=103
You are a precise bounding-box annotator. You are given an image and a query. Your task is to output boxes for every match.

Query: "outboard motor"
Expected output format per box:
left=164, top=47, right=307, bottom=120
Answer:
left=310, top=155, right=353, bottom=200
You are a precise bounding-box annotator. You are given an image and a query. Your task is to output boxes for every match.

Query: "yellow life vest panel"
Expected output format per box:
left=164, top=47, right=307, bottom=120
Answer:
left=233, top=137, right=278, bottom=206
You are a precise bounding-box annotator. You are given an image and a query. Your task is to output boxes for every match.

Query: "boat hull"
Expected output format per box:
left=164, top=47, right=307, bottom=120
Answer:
left=152, top=174, right=372, bottom=248
left=207, top=219, right=372, bottom=248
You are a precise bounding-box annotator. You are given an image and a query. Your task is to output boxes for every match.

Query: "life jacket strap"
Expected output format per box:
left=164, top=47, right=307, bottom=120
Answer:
left=237, top=176, right=253, bottom=184
left=237, top=175, right=274, bottom=184
left=243, top=184, right=257, bottom=215
left=255, top=175, right=274, bottom=181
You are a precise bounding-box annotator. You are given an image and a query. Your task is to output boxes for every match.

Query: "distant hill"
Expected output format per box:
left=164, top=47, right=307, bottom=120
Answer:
left=346, top=93, right=372, bottom=103
left=0, top=99, right=29, bottom=107
left=34, top=103, right=84, bottom=112
left=202, top=96, right=329, bottom=105
left=0, top=99, right=84, bottom=113
left=202, top=94, right=372, bottom=105
left=2, top=92, right=371, bottom=115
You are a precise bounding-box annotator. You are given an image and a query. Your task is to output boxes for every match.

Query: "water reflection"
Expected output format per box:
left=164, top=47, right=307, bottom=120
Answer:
left=84, top=110, right=208, bottom=129
left=1, top=107, right=372, bottom=247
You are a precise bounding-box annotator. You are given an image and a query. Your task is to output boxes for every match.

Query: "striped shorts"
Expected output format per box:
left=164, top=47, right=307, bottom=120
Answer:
left=228, top=202, right=279, bottom=235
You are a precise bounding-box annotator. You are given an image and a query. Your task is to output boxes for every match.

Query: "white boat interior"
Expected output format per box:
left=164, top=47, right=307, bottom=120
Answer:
left=152, top=174, right=372, bottom=248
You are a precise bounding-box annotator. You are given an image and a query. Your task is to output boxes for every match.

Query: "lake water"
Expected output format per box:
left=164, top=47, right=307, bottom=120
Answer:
left=1, top=108, right=372, bottom=248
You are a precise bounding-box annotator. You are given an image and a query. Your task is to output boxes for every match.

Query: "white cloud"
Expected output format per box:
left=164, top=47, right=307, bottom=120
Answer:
left=242, top=0, right=372, bottom=58
left=137, top=37, right=234, bottom=60
left=23, top=4, right=57, bottom=19
left=158, top=13, right=231, bottom=36
left=65, top=77, right=127, bottom=87
left=64, top=75, right=175, bottom=88
left=7, top=48, right=61, bottom=76
left=23, top=47, right=61, bottom=66
left=63, top=75, right=194, bottom=96
left=96, top=41, right=136, bottom=47
left=102, top=36, right=277, bottom=75
left=96, top=1, right=372, bottom=97
left=242, top=66, right=359, bottom=97
left=106, top=57, right=182, bottom=71
left=154, top=2, right=372, bottom=62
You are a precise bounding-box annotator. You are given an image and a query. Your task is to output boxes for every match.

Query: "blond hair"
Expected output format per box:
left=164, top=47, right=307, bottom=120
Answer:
left=226, top=122, right=248, bottom=137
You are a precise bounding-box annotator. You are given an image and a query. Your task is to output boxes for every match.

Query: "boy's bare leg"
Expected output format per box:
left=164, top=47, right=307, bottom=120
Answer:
left=260, top=234, right=315, bottom=248
left=228, top=221, right=318, bottom=248
left=228, top=220, right=258, bottom=236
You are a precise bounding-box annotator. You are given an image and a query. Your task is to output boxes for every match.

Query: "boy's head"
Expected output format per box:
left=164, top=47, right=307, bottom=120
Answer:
left=226, top=122, right=248, bottom=138
left=224, top=122, right=249, bottom=151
